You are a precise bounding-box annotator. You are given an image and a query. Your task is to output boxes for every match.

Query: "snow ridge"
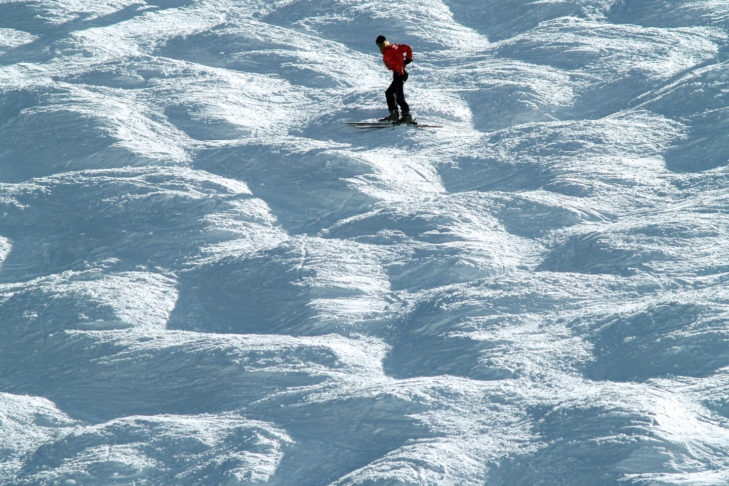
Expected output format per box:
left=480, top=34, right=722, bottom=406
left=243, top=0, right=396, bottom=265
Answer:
left=2, top=0, right=729, bottom=484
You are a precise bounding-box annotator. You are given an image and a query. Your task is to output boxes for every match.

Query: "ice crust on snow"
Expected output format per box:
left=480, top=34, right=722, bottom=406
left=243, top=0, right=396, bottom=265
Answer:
left=2, top=0, right=729, bottom=484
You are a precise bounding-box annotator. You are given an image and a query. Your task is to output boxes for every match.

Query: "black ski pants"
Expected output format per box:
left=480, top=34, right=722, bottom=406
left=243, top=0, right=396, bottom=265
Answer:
left=386, top=71, right=409, bottom=114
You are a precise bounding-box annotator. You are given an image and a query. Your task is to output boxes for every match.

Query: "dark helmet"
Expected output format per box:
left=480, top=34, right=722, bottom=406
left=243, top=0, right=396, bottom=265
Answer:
left=375, top=35, right=386, bottom=45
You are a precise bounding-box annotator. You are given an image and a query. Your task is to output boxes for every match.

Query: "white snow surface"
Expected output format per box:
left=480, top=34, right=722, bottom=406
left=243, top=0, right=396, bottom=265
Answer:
left=2, top=0, right=729, bottom=484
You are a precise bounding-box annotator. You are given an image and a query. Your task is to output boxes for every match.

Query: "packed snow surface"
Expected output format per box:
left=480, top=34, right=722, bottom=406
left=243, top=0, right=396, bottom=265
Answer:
left=2, top=0, right=729, bottom=484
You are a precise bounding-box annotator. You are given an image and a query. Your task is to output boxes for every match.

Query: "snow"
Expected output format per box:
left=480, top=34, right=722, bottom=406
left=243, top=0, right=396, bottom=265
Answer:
left=1, top=0, right=729, bottom=484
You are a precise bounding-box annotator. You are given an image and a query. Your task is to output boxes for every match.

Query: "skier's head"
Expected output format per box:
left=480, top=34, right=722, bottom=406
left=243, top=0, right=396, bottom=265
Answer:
left=375, top=35, right=388, bottom=53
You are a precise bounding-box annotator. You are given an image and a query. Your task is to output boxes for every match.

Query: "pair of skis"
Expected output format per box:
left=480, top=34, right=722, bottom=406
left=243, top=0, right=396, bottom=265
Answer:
left=347, top=119, right=441, bottom=130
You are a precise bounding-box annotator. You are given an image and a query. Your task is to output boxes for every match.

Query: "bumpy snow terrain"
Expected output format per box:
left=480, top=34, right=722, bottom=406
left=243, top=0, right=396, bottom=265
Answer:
left=2, top=0, right=729, bottom=484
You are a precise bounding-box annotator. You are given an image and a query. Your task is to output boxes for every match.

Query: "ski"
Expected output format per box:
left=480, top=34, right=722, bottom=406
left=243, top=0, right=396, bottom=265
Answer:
left=347, top=120, right=442, bottom=129
left=406, top=123, right=442, bottom=129
left=347, top=121, right=393, bottom=129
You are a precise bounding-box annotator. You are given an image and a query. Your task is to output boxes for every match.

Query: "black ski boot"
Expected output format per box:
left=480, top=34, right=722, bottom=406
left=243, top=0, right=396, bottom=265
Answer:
left=398, top=112, right=413, bottom=124
left=379, top=110, right=399, bottom=122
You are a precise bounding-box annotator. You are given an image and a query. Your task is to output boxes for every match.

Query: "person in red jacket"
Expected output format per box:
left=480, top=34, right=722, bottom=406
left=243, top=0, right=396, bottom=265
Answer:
left=376, top=35, right=413, bottom=123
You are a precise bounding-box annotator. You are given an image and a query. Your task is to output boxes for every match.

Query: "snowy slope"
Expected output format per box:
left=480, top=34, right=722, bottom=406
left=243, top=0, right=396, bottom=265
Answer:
left=2, top=0, right=729, bottom=484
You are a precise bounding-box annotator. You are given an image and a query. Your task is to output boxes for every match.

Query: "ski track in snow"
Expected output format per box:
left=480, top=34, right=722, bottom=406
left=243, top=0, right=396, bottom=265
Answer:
left=1, top=0, right=729, bottom=484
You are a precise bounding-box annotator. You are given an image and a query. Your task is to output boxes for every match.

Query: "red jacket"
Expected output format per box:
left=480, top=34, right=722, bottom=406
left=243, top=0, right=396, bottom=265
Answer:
left=382, top=43, right=412, bottom=75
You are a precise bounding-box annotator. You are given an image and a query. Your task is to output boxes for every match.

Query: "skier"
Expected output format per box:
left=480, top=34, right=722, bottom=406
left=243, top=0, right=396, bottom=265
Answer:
left=375, top=35, right=413, bottom=123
